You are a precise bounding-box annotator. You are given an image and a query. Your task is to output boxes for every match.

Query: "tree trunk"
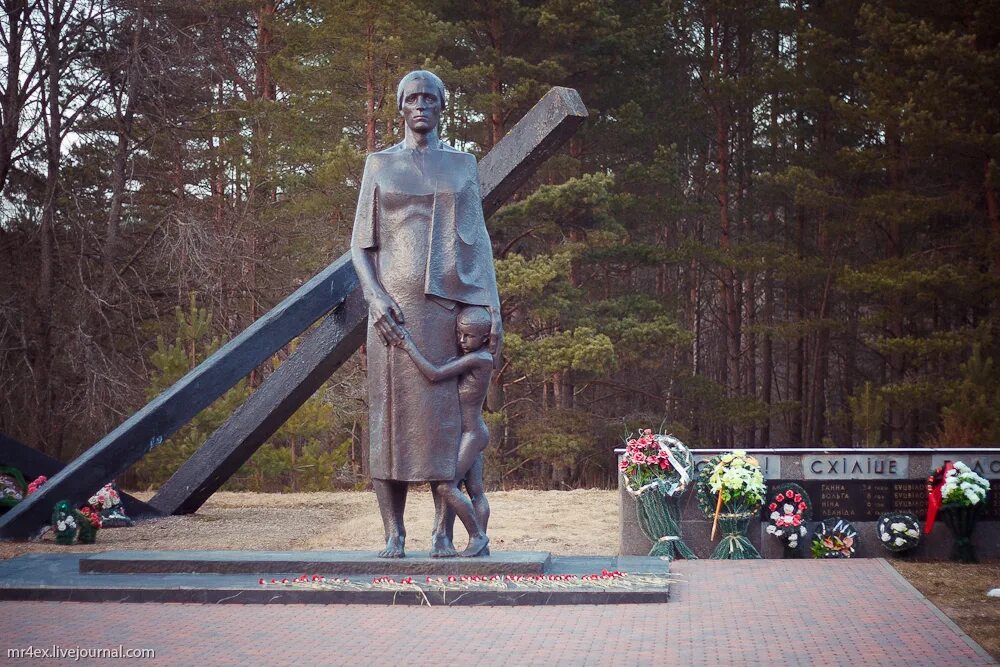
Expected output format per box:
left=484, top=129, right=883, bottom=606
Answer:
left=985, top=158, right=999, bottom=278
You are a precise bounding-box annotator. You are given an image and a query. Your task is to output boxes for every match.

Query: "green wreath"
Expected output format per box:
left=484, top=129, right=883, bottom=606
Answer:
left=0, top=465, right=27, bottom=511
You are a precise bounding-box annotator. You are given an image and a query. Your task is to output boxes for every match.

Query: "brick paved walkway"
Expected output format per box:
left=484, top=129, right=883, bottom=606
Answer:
left=0, top=559, right=993, bottom=666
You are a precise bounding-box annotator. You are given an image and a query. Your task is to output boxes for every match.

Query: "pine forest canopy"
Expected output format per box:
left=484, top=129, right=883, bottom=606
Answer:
left=1, top=0, right=998, bottom=492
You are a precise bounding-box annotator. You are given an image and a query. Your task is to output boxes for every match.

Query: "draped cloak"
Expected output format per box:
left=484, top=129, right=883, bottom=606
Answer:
left=351, top=141, right=500, bottom=482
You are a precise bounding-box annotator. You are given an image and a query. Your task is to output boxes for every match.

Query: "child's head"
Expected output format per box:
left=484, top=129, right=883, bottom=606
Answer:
left=456, top=306, right=491, bottom=353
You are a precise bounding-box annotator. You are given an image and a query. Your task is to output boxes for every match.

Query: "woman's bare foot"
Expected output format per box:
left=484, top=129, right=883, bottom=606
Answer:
left=430, top=532, right=458, bottom=558
left=460, top=534, right=489, bottom=557
left=378, top=535, right=405, bottom=558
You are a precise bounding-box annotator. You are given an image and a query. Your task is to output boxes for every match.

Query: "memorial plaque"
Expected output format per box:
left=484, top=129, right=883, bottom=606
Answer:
left=766, top=479, right=1000, bottom=522
left=930, top=454, right=1000, bottom=479
left=694, top=454, right=781, bottom=479
left=801, top=454, right=909, bottom=480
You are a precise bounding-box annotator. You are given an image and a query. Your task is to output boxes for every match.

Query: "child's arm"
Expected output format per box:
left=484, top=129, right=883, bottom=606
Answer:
left=399, top=333, right=487, bottom=382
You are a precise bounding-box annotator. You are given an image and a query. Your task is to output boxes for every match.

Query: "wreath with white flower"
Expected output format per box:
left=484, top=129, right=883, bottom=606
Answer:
left=876, top=512, right=920, bottom=552
left=620, top=430, right=698, bottom=560
left=696, top=451, right=766, bottom=518
left=810, top=517, right=857, bottom=558
left=764, top=483, right=812, bottom=550
left=941, top=462, right=990, bottom=507
left=619, top=430, right=694, bottom=497
left=695, top=451, right=765, bottom=559
left=88, top=482, right=133, bottom=527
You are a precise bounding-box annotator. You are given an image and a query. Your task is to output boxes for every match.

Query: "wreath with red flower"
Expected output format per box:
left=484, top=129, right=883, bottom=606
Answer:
left=764, top=483, right=812, bottom=550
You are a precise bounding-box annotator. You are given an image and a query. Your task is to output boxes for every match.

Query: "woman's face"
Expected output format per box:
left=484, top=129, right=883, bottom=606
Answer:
left=400, top=78, right=441, bottom=134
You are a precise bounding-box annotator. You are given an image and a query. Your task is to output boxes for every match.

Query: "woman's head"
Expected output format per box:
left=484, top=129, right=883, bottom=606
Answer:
left=396, top=70, right=446, bottom=111
left=397, top=70, right=446, bottom=135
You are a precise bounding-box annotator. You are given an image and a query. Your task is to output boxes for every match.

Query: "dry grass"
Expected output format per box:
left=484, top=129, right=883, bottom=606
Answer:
left=1, top=490, right=997, bottom=661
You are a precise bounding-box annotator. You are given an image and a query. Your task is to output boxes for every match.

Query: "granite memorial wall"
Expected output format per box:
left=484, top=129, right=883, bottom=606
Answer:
left=617, top=448, right=1000, bottom=559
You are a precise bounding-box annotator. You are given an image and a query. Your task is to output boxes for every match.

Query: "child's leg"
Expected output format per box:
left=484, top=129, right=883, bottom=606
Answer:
left=432, top=480, right=488, bottom=557
left=455, top=424, right=488, bottom=482
left=465, top=453, right=490, bottom=533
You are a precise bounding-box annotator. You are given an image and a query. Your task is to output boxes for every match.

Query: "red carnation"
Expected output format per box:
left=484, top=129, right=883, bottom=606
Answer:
left=776, top=493, right=785, bottom=501
left=794, top=494, right=802, bottom=502
left=769, top=503, right=777, bottom=511
left=792, top=516, right=801, bottom=526
left=799, top=502, right=807, bottom=510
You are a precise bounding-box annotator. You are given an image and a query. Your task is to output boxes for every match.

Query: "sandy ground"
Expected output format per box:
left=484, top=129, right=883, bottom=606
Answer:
left=0, top=489, right=618, bottom=560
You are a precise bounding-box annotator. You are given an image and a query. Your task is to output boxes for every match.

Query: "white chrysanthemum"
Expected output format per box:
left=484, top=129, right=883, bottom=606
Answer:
left=881, top=532, right=890, bottom=542
left=906, top=528, right=919, bottom=537
left=766, top=525, right=776, bottom=534
left=722, top=468, right=743, bottom=487
left=894, top=537, right=906, bottom=546
left=56, top=521, right=66, bottom=531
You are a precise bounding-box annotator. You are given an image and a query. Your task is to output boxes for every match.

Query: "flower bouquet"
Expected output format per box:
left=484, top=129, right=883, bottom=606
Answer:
left=620, top=430, right=697, bottom=560
left=89, top=483, right=133, bottom=527
left=939, top=461, right=990, bottom=562
left=764, top=483, right=811, bottom=556
left=75, top=505, right=102, bottom=544
left=810, top=517, right=857, bottom=558
left=51, top=501, right=79, bottom=545
left=877, top=512, right=920, bottom=554
left=696, top=450, right=766, bottom=559
left=27, top=475, right=47, bottom=494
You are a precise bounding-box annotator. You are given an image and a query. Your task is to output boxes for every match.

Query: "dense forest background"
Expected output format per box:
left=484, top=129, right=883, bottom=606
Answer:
left=1, top=0, right=998, bottom=491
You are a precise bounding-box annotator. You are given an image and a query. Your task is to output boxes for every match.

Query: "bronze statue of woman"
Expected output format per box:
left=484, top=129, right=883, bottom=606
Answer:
left=351, top=70, right=502, bottom=558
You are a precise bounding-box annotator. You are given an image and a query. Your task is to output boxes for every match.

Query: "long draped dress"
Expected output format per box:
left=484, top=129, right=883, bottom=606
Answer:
left=352, top=140, right=500, bottom=482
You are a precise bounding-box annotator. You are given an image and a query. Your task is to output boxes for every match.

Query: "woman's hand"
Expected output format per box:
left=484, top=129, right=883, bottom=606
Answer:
left=370, top=293, right=405, bottom=345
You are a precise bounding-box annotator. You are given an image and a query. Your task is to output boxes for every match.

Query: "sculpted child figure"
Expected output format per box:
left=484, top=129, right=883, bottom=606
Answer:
left=397, top=306, right=493, bottom=557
